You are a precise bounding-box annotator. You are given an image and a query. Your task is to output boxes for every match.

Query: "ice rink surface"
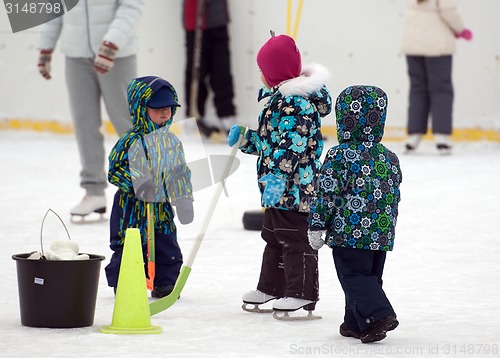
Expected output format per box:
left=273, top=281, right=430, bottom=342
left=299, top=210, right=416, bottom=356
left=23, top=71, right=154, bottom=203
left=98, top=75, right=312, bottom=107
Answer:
left=1, top=131, right=499, bottom=357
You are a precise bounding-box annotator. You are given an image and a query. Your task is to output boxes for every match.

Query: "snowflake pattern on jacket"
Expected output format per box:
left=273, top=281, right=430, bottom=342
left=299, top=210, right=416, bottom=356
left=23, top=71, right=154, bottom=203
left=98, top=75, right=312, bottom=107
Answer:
left=239, top=63, right=332, bottom=213
left=108, top=76, right=193, bottom=242
left=308, top=85, right=402, bottom=251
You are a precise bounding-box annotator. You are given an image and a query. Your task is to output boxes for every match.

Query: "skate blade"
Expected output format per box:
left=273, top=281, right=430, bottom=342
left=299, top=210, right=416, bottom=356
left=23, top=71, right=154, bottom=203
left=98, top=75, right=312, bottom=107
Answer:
left=272, top=310, right=322, bottom=321
left=70, top=213, right=107, bottom=224
left=241, top=303, right=273, bottom=314
left=438, top=149, right=452, bottom=155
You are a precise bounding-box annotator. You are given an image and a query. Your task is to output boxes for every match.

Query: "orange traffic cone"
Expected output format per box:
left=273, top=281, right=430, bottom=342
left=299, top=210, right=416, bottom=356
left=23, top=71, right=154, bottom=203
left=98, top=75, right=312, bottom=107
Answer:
left=100, top=228, right=162, bottom=334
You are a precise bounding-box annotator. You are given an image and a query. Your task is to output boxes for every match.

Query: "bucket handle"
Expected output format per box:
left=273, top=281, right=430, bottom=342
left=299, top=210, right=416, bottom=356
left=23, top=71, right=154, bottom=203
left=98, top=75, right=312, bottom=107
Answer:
left=40, top=209, right=72, bottom=258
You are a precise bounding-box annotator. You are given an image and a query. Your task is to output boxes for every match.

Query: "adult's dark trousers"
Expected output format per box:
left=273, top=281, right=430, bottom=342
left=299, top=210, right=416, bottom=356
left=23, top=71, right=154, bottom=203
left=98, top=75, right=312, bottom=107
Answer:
left=105, top=190, right=183, bottom=288
left=256, top=209, right=319, bottom=301
left=185, top=25, right=236, bottom=119
left=333, top=247, right=395, bottom=333
left=406, top=55, right=453, bottom=135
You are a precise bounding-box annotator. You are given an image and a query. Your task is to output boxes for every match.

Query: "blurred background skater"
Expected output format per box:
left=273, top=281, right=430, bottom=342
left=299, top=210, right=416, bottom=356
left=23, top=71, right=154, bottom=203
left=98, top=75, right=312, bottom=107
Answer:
left=183, top=0, right=237, bottom=141
left=401, top=0, right=472, bottom=154
left=37, top=0, right=144, bottom=220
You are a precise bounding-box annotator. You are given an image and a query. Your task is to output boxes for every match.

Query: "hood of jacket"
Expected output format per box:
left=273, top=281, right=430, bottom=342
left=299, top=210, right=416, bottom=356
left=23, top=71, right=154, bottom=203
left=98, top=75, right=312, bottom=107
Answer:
left=127, top=76, right=179, bottom=135
left=258, top=63, right=332, bottom=116
left=335, top=85, right=387, bottom=144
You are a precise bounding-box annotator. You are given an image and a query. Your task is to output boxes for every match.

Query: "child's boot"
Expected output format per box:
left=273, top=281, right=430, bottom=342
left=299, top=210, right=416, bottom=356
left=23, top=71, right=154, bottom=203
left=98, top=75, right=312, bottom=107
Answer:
left=151, top=284, right=175, bottom=299
left=360, top=315, right=399, bottom=343
left=339, top=322, right=361, bottom=339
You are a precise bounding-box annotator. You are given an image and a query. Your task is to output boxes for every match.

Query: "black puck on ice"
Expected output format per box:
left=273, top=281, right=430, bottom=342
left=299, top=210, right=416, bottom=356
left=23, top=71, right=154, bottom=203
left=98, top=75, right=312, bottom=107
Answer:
left=242, top=209, right=265, bottom=231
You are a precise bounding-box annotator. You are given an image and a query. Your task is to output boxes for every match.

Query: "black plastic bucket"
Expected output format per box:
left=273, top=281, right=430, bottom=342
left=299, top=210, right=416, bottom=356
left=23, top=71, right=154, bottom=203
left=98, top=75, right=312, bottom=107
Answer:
left=12, top=209, right=105, bottom=328
left=12, top=253, right=105, bottom=328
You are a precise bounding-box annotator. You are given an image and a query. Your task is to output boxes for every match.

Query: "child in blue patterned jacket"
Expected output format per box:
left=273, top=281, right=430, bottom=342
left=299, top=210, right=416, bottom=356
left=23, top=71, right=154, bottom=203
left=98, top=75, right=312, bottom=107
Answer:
left=228, top=33, right=332, bottom=316
left=105, top=76, right=194, bottom=298
left=308, top=85, right=402, bottom=342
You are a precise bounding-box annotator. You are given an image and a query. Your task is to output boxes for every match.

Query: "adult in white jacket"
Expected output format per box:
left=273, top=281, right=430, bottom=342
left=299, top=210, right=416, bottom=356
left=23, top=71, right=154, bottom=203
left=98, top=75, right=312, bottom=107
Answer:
left=37, top=0, right=144, bottom=218
left=401, top=0, right=472, bottom=154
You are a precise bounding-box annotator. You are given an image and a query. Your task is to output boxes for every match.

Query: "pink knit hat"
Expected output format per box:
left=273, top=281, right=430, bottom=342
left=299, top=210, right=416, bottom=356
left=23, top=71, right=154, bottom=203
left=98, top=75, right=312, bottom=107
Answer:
left=256, top=34, right=302, bottom=88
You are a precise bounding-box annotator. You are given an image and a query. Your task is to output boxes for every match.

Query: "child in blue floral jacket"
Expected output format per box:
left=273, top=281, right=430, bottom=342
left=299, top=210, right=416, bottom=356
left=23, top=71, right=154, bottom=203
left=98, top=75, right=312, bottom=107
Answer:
left=228, top=33, right=332, bottom=315
left=308, top=85, right=402, bottom=342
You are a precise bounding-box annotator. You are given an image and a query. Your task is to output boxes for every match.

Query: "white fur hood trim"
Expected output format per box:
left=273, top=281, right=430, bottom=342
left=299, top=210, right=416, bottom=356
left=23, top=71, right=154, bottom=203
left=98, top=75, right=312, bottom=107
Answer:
left=279, top=63, right=330, bottom=97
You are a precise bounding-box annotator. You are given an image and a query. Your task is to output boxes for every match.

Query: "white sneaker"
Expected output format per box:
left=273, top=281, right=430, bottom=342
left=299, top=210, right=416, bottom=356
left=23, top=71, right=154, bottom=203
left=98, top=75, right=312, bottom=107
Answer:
left=242, top=290, right=276, bottom=304
left=434, top=134, right=452, bottom=155
left=405, top=134, right=423, bottom=151
left=70, top=195, right=106, bottom=216
left=272, top=297, right=315, bottom=311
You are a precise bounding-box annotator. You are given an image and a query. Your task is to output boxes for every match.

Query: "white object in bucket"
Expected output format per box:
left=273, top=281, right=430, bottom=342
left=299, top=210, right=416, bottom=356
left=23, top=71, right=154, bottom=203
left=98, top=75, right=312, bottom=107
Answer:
left=29, top=239, right=89, bottom=260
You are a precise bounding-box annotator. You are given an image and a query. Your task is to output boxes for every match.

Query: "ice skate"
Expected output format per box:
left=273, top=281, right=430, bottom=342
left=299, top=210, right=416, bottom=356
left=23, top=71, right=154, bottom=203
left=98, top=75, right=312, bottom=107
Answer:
left=241, top=290, right=276, bottom=313
left=196, top=119, right=224, bottom=143
left=404, top=134, right=422, bottom=153
left=272, top=297, right=321, bottom=321
left=434, top=134, right=452, bottom=155
left=220, top=116, right=236, bottom=134
left=70, top=195, right=107, bottom=223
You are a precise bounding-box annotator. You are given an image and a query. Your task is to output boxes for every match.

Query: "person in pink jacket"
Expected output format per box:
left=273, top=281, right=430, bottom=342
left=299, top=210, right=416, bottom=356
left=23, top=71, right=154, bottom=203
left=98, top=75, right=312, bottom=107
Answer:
left=401, top=0, right=472, bottom=154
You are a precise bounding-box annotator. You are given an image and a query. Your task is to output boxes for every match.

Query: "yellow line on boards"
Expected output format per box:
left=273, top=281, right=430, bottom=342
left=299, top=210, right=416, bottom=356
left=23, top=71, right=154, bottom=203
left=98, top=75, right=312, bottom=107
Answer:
left=1, top=119, right=499, bottom=142
left=0, top=119, right=183, bottom=136
left=320, top=126, right=500, bottom=142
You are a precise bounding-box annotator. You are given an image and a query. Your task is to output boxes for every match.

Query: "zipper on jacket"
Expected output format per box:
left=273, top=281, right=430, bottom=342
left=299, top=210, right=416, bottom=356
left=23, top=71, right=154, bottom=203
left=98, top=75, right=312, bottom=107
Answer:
left=83, top=0, right=95, bottom=57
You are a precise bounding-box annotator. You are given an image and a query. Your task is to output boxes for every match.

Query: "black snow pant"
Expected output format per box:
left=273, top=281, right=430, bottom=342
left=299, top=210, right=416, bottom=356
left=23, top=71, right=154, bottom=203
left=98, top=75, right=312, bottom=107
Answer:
left=333, top=247, right=396, bottom=333
left=256, top=208, right=319, bottom=302
left=185, top=25, right=236, bottom=119
left=105, top=190, right=183, bottom=289
left=406, top=55, right=454, bottom=135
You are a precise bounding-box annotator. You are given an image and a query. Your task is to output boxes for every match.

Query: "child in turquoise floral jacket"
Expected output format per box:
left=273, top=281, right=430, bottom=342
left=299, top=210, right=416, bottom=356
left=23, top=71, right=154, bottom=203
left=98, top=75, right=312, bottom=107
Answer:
left=308, top=85, right=402, bottom=342
left=228, top=33, right=332, bottom=315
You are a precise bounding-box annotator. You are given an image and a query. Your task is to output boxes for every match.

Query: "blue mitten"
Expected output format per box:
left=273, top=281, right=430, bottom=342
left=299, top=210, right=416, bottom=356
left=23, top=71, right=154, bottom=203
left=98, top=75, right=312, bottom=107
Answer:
left=258, top=174, right=287, bottom=206
left=228, top=125, right=247, bottom=147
